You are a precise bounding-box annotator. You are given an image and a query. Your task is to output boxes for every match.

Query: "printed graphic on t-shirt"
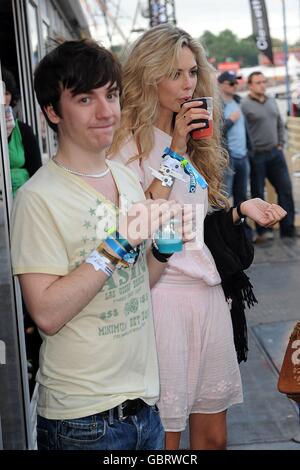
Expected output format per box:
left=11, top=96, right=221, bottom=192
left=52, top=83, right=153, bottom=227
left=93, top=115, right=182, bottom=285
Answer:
left=98, top=252, right=150, bottom=339
left=70, top=197, right=117, bottom=269
left=68, top=195, right=151, bottom=341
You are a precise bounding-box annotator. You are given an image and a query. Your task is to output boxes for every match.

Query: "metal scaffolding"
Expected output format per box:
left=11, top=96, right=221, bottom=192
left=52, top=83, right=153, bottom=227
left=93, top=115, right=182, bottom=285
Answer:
left=148, top=0, right=176, bottom=27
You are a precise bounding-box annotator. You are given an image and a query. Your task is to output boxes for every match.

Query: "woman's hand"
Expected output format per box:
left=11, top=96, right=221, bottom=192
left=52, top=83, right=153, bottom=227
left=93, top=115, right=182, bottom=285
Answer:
left=237, top=198, right=287, bottom=227
left=170, top=100, right=210, bottom=155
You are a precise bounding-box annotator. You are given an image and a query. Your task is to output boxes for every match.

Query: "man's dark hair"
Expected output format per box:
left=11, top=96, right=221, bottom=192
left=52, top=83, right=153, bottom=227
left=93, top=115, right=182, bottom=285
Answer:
left=2, top=67, right=20, bottom=107
left=34, top=40, right=122, bottom=133
left=247, top=71, right=264, bottom=84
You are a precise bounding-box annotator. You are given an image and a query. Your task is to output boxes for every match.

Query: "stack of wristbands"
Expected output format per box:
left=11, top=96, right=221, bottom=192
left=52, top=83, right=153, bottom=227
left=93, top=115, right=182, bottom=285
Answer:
left=149, top=148, right=188, bottom=188
left=86, top=231, right=140, bottom=277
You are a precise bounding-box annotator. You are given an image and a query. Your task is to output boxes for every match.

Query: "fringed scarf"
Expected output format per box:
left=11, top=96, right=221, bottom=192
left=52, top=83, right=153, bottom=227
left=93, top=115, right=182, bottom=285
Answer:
left=204, top=208, right=257, bottom=363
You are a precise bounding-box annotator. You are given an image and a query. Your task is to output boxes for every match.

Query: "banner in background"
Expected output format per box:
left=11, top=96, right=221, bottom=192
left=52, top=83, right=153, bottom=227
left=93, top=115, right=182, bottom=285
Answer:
left=249, top=0, right=274, bottom=64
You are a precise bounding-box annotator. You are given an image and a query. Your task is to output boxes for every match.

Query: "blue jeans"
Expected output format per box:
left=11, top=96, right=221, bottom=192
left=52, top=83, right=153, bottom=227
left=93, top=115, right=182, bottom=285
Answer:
left=37, top=403, right=164, bottom=450
left=250, top=147, right=295, bottom=236
left=225, top=155, right=250, bottom=206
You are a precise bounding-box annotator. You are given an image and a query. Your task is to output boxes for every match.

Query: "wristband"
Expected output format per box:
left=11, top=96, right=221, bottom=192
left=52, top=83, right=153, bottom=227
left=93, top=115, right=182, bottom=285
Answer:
left=85, top=250, right=115, bottom=276
left=163, top=147, right=208, bottom=192
left=96, top=244, right=119, bottom=265
left=163, top=147, right=183, bottom=160
left=236, top=202, right=245, bottom=220
left=104, top=237, right=139, bottom=266
left=151, top=241, right=173, bottom=263
left=105, top=236, right=128, bottom=259
left=115, top=231, right=135, bottom=254
left=149, top=166, right=175, bottom=187
left=97, top=243, right=128, bottom=269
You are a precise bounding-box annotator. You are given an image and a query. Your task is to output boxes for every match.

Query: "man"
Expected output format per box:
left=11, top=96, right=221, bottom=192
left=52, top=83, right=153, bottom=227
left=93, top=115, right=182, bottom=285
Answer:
left=218, top=71, right=249, bottom=205
left=218, top=71, right=252, bottom=240
left=242, top=71, right=296, bottom=240
left=10, top=40, right=180, bottom=450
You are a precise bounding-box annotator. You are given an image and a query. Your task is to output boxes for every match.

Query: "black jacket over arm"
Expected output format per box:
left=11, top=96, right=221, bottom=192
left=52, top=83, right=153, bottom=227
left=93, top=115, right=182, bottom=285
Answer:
left=204, top=209, right=257, bottom=362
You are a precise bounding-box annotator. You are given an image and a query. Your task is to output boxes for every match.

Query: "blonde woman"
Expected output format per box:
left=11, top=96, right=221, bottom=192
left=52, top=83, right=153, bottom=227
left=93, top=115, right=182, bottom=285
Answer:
left=110, top=24, right=285, bottom=450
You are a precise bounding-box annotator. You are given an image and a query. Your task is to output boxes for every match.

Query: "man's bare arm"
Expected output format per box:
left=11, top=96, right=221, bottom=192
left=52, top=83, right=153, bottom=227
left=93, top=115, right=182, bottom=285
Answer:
left=19, top=263, right=110, bottom=336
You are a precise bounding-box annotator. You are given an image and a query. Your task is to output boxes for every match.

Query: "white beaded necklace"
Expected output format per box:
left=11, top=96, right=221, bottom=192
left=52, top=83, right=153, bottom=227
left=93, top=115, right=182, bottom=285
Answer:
left=53, top=158, right=110, bottom=178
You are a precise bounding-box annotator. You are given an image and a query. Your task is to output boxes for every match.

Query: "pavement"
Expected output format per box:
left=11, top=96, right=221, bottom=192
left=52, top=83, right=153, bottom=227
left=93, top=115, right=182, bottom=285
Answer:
left=226, top=233, right=300, bottom=450
left=180, top=232, right=300, bottom=450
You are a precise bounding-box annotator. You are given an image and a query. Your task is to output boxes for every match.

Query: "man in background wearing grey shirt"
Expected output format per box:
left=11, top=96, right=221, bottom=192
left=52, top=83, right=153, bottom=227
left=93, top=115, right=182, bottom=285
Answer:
left=242, top=71, right=296, bottom=241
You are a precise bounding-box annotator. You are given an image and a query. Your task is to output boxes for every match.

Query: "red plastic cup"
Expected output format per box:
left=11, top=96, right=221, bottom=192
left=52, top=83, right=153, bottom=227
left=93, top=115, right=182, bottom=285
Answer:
left=185, top=97, right=213, bottom=140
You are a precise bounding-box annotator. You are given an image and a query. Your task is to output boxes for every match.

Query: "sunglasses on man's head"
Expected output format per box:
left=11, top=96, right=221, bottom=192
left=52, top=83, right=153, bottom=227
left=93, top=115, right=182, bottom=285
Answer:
left=228, top=81, right=238, bottom=86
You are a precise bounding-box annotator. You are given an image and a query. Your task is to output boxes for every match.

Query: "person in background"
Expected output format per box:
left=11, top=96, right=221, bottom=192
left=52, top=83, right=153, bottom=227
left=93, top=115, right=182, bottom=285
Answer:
left=242, top=71, right=297, bottom=241
left=110, top=24, right=286, bottom=450
left=3, top=67, right=42, bottom=196
left=218, top=71, right=253, bottom=241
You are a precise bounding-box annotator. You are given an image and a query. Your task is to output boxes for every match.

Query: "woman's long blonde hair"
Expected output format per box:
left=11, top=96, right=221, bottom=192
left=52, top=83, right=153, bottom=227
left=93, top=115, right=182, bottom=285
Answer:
left=110, top=24, right=228, bottom=208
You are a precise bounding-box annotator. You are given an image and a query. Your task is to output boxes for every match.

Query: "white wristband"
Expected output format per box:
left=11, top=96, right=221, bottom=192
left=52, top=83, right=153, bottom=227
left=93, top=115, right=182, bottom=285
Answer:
left=149, top=166, right=175, bottom=187
left=160, top=155, right=189, bottom=183
left=85, top=250, right=115, bottom=277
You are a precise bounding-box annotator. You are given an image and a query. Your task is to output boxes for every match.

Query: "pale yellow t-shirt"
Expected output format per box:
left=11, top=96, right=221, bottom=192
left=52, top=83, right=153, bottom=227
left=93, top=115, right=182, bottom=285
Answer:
left=11, top=159, right=159, bottom=419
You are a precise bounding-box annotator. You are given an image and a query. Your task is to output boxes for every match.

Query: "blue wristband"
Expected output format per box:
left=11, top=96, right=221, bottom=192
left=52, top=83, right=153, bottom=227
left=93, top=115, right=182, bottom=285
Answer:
left=105, top=236, right=139, bottom=265
left=163, top=147, right=208, bottom=191
left=164, top=147, right=184, bottom=160
left=115, top=231, right=135, bottom=254
left=105, top=237, right=128, bottom=259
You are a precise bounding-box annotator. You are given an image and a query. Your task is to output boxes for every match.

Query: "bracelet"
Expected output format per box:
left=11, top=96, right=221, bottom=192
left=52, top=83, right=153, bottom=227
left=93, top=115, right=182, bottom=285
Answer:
left=151, top=241, right=173, bottom=263
left=97, top=243, right=129, bottom=269
left=85, top=250, right=115, bottom=276
left=96, top=244, right=119, bottom=265
left=236, top=202, right=245, bottom=220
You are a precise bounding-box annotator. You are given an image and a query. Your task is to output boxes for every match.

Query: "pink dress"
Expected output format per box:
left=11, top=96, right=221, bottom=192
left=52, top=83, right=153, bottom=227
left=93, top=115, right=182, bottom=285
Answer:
left=114, top=127, right=243, bottom=431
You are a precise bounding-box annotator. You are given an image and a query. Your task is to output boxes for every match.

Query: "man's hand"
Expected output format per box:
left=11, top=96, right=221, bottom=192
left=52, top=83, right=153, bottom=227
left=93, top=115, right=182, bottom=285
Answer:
left=182, top=204, right=196, bottom=242
left=240, top=198, right=287, bottom=227
left=118, top=199, right=182, bottom=247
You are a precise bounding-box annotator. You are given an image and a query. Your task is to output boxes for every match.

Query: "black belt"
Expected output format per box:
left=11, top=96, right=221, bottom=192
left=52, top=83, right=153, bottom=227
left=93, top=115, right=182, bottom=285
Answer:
left=99, top=398, right=147, bottom=421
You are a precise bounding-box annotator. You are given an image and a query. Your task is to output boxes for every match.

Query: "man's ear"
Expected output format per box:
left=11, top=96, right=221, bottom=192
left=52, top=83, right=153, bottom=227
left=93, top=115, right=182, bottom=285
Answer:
left=44, top=104, right=61, bottom=125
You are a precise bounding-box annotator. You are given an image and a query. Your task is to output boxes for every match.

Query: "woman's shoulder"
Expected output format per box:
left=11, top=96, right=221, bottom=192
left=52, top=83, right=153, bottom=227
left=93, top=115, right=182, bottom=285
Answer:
left=109, top=135, right=145, bottom=183
left=110, top=134, right=137, bottom=164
